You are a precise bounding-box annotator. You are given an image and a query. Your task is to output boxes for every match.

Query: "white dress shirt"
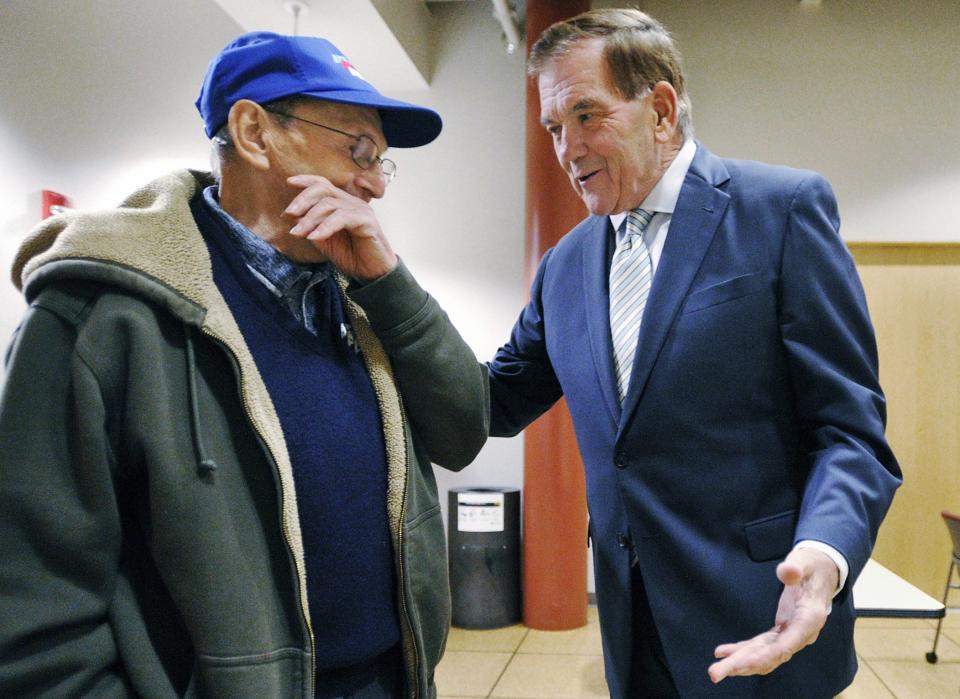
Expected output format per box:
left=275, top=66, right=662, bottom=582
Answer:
left=609, top=137, right=697, bottom=273
left=607, top=139, right=849, bottom=594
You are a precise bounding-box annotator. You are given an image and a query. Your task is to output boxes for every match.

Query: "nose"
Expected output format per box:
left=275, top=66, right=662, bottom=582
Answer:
left=557, top=126, right=585, bottom=166
left=355, top=167, right=387, bottom=201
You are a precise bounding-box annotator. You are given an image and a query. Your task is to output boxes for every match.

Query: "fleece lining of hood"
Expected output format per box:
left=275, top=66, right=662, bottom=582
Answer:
left=12, top=168, right=409, bottom=629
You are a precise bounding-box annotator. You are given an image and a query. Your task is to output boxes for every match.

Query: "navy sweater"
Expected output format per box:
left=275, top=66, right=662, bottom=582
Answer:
left=192, top=195, right=400, bottom=672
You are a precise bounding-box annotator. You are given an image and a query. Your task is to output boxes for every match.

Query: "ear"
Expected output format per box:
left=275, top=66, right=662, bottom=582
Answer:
left=650, top=81, right=680, bottom=142
left=226, top=100, right=273, bottom=171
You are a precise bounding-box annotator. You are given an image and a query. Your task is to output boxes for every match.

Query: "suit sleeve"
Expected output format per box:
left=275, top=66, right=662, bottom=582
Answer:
left=778, top=173, right=902, bottom=587
left=0, top=301, right=124, bottom=696
left=486, top=248, right=564, bottom=437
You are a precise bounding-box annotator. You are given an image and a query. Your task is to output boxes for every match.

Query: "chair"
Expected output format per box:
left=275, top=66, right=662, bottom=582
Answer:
left=926, top=510, right=960, bottom=663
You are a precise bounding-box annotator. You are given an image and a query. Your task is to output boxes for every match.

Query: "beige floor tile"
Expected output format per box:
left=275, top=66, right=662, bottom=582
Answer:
left=855, top=624, right=960, bottom=662
left=446, top=624, right=529, bottom=653
left=587, top=605, right=600, bottom=624
left=516, top=623, right=604, bottom=656
left=836, top=662, right=895, bottom=699
left=936, top=608, right=960, bottom=629
left=940, top=626, right=960, bottom=651
left=491, top=654, right=609, bottom=698
left=855, top=616, right=936, bottom=630
left=868, top=660, right=960, bottom=699
left=435, top=651, right=512, bottom=698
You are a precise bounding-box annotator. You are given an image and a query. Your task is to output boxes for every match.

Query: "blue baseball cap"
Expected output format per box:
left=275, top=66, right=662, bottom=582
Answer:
left=196, top=31, right=442, bottom=147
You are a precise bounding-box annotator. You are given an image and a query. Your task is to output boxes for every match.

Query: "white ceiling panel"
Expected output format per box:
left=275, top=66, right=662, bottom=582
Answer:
left=211, top=0, right=435, bottom=91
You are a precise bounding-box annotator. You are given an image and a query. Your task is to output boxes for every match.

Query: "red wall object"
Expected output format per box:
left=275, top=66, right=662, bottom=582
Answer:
left=41, top=190, right=72, bottom=219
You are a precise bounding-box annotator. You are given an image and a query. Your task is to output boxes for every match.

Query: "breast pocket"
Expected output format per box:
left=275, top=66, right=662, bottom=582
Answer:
left=682, top=272, right=767, bottom=315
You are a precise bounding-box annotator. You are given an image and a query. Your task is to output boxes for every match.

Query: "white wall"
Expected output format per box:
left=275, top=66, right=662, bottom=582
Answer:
left=0, top=0, right=242, bottom=342
left=374, top=2, right=528, bottom=531
left=595, top=0, right=960, bottom=241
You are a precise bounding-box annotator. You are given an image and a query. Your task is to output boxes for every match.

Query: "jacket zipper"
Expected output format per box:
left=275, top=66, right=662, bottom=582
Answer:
left=330, top=274, right=421, bottom=695
left=200, top=327, right=317, bottom=697
left=394, top=395, right=419, bottom=699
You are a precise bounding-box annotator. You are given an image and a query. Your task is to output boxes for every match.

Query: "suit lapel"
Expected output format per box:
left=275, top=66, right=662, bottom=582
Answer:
left=618, top=146, right=731, bottom=437
left=581, top=216, right=622, bottom=427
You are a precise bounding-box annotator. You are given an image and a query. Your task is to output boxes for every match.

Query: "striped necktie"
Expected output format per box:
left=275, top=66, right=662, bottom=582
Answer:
left=609, top=208, right=654, bottom=402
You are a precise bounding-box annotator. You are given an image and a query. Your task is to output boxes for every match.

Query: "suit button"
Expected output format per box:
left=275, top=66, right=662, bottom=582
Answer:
left=617, top=533, right=631, bottom=549
left=615, top=458, right=626, bottom=470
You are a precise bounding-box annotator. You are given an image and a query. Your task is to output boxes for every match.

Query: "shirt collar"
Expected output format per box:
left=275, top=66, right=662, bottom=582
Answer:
left=609, top=138, right=698, bottom=232
left=201, top=185, right=330, bottom=297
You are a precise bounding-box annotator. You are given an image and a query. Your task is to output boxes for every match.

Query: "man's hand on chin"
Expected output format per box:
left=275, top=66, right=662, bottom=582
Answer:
left=283, top=174, right=398, bottom=282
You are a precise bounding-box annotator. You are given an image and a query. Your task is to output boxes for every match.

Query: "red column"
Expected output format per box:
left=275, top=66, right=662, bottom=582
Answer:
left=522, top=0, right=590, bottom=631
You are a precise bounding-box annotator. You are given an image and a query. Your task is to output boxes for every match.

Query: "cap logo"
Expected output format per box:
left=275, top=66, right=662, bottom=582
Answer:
left=332, top=54, right=365, bottom=80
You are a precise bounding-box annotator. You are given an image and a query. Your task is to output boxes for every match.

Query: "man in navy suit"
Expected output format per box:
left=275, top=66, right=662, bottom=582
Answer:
left=487, top=9, right=901, bottom=698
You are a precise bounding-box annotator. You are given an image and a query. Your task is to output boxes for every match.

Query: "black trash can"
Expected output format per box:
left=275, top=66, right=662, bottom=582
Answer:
left=447, top=487, right=521, bottom=629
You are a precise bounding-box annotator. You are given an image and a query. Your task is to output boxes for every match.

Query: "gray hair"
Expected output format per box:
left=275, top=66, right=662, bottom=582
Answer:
left=528, top=8, right=693, bottom=139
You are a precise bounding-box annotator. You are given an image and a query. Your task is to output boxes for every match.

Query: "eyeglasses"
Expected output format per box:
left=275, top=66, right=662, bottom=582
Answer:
left=266, top=110, right=397, bottom=183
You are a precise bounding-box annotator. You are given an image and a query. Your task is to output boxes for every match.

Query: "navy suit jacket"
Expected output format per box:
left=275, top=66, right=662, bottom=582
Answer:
left=488, top=144, right=901, bottom=698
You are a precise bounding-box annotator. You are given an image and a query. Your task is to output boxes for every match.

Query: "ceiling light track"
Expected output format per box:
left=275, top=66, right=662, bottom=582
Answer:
left=491, top=0, right=522, bottom=54
left=282, top=0, right=310, bottom=36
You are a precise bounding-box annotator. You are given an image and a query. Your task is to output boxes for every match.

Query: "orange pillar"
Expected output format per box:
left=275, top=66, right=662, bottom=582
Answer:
left=522, top=0, right=590, bottom=631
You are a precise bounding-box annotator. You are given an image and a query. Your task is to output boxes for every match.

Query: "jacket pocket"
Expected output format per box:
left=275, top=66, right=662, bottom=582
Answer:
left=683, top=272, right=766, bottom=314
left=743, top=510, right=797, bottom=562
left=403, top=505, right=450, bottom=685
left=188, top=648, right=308, bottom=698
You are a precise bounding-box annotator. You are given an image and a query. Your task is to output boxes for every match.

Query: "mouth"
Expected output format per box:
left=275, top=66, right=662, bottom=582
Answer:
left=575, top=170, right=599, bottom=186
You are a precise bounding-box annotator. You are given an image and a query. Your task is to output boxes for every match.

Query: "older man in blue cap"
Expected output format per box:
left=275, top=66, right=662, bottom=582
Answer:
left=0, top=32, right=487, bottom=698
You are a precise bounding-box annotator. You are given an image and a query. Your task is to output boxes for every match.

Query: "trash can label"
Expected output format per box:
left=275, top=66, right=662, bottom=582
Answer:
left=457, top=492, right=505, bottom=532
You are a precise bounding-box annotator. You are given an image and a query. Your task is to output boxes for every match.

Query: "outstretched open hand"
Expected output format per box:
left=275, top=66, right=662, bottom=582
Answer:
left=708, top=548, right=839, bottom=683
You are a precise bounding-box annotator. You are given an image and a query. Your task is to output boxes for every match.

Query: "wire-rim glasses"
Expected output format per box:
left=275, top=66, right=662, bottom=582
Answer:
left=266, top=110, right=397, bottom=183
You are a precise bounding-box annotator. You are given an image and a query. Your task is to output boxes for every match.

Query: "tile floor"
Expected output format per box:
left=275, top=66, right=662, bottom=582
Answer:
left=435, top=607, right=960, bottom=698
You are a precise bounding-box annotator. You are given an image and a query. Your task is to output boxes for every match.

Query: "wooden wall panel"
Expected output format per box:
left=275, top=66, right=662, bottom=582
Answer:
left=849, top=243, right=960, bottom=598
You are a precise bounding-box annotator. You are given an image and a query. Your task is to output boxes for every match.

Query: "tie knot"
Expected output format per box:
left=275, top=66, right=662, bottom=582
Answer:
left=626, top=208, right=653, bottom=237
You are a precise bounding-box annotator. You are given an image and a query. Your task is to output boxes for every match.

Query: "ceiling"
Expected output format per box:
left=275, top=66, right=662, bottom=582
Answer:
left=211, top=0, right=524, bottom=92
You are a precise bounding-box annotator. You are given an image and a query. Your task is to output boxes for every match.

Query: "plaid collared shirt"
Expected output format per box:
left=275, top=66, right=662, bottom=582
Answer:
left=202, top=185, right=353, bottom=346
